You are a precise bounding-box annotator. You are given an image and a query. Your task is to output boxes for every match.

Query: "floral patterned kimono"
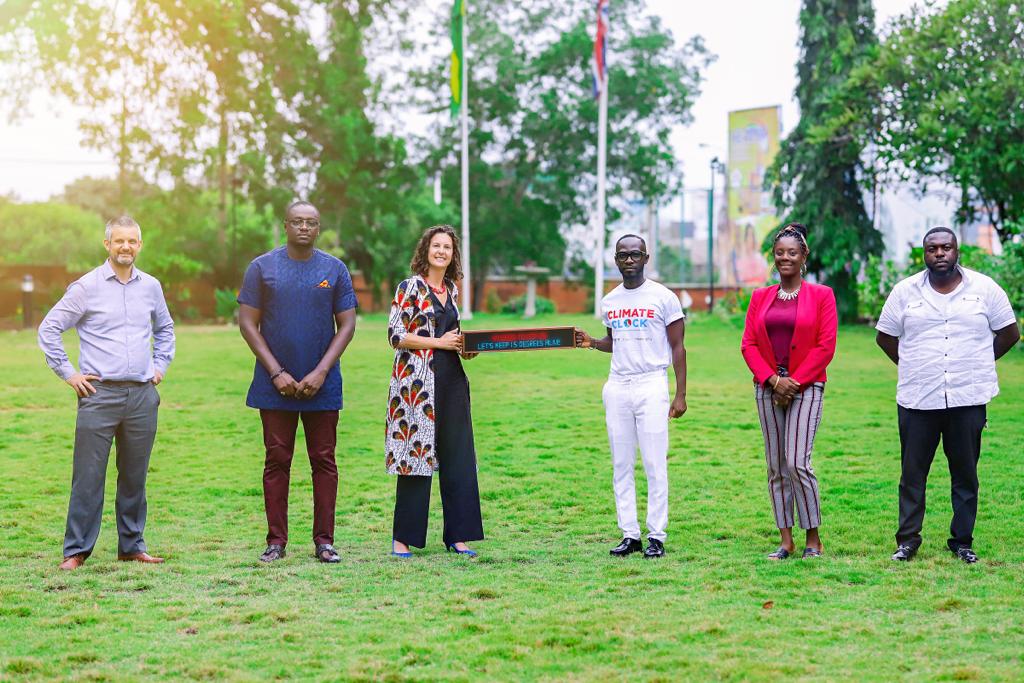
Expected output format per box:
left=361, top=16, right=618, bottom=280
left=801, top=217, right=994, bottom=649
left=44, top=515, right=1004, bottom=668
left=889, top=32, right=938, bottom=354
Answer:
left=384, top=275, right=459, bottom=476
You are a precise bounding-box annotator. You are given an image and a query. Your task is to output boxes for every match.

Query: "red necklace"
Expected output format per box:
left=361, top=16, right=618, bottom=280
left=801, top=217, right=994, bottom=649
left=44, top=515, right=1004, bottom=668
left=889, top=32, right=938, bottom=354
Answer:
left=429, top=281, right=446, bottom=295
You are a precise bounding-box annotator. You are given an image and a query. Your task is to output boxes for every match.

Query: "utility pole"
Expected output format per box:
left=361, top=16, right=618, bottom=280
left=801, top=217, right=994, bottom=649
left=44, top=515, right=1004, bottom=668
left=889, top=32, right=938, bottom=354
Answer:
left=707, top=157, right=725, bottom=312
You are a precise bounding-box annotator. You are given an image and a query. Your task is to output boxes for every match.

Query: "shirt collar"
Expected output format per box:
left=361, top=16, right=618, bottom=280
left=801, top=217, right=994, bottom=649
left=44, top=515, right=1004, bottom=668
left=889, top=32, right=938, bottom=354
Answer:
left=102, top=259, right=140, bottom=283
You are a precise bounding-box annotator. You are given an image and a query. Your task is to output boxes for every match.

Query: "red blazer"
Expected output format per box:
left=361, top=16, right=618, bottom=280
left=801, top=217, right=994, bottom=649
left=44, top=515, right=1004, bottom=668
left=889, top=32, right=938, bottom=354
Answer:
left=740, top=282, right=838, bottom=388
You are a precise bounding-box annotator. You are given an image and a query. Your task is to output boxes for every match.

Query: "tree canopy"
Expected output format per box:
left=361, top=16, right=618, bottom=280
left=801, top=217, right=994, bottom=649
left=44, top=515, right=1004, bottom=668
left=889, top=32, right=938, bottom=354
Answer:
left=871, top=0, right=1024, bottom=243
left=767, top=0, right=884, bottom=322
left=1, top=0, right=711, bottom=308
left=401, top=0, right=710, bottom=301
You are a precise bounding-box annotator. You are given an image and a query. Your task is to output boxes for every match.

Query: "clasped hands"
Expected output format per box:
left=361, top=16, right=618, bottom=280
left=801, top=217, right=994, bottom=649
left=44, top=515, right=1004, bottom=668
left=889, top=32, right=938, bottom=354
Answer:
left=770, top=374, right=801, bottom=408
left=272, top=369, right=325, bottom=399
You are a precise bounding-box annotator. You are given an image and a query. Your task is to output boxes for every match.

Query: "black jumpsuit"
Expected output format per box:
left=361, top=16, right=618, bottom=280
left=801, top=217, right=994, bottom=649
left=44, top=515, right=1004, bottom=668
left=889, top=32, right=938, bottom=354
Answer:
left=392, top=291, right=484, bottom=548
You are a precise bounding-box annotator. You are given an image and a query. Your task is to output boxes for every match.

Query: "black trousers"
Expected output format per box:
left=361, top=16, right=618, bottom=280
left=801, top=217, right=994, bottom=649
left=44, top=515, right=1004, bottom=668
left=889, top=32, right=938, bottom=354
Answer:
left=896, top=404, right=986, bottom=551
left=392, top=362, right=483, bottom=549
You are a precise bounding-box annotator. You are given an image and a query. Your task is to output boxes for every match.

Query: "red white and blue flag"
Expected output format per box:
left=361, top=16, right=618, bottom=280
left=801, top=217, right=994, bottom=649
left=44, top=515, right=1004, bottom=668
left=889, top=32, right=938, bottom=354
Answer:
left=592, top=0, right=608, bottom=98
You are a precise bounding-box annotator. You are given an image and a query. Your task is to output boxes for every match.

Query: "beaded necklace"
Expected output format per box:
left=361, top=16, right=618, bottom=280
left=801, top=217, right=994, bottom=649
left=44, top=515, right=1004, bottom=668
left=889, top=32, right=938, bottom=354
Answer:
left=777, top=285, right=800, bottom=301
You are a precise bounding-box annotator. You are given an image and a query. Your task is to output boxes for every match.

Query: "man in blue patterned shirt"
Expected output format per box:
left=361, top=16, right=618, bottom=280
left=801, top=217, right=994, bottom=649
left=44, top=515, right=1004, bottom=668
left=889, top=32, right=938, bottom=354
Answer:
left=39, top=215, right=176, bottom=570
left=238, top=200, right=358, bottom=564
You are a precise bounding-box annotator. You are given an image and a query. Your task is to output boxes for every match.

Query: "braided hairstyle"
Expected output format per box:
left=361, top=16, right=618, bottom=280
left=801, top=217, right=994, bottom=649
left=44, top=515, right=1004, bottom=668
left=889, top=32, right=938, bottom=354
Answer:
left=773, top=222, right=809, bottom=255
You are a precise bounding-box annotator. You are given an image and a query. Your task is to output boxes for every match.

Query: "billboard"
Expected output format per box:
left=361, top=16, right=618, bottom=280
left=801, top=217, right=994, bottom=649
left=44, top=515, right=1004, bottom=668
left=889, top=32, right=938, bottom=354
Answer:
left=722, top=106, right=782, bottom=286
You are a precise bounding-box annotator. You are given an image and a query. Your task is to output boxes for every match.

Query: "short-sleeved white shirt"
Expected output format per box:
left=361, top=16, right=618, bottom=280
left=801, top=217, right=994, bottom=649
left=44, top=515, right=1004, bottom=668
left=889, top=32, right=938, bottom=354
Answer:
left=601, top=279, right=685, bottom=376
left=876, top=266, right=1016, bottom=410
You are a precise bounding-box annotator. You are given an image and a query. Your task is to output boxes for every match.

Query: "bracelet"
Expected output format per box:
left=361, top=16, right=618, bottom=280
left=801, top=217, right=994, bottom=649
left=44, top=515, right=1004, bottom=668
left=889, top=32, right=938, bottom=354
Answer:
left=269, top=368, right=285, bottom=381
left=770, top=376, right=780, bottom=389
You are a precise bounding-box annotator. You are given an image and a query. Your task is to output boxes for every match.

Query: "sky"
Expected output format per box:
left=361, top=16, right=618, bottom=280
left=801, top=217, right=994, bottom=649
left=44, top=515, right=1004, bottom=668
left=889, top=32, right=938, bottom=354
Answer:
left=0, top=0, right=927, bottom=203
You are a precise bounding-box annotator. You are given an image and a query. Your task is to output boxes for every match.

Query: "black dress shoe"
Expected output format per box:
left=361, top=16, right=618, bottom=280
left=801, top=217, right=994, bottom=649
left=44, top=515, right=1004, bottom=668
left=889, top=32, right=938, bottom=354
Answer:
left=891, top=544, right=917, bottom=561
left=951, top=546, right=979, bottom=564
left=610, top=538, right=642, bottom=557
left=643, top=538, right=665, bottom=559
left=259, top=544, right=286, bottom=563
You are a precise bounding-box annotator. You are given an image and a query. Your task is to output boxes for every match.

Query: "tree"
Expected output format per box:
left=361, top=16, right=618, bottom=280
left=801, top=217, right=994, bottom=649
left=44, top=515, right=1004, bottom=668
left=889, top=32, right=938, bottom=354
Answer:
left=871, top=0, right=1024, bottom=243
left=767, top=0, right=884, bottom=322
left=0, top=201, right=104, bottom=270
left=0, top=1, right=309, bottom=258
left=57, top=174, right=157, bottom=220
left=405, top=0, right=711, bottom=302
left=292, top=0, right=434, bottom=300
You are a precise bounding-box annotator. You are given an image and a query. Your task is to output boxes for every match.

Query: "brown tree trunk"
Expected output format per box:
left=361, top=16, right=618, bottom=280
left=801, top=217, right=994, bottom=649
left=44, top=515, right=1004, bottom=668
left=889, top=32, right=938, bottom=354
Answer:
left=217, top=100, right=228, bottom=247
left=118, top=93, right=128, bottom=213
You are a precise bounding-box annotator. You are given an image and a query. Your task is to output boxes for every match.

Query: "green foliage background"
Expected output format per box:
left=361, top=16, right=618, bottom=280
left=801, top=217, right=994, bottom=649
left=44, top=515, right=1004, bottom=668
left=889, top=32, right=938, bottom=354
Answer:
left=0, top=0, right=710, bottom=308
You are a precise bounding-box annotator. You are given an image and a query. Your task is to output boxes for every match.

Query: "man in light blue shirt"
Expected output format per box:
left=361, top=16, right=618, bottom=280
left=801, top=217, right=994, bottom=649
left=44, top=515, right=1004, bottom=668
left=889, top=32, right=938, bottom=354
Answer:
left=38, top=216, right=175, bottom=570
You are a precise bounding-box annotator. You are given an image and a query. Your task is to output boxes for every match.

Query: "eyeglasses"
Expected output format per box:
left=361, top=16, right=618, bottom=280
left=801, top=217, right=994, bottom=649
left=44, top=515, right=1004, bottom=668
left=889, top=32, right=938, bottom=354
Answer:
left=287, top=218, right=320, bottom=229
left=614, top=250, right=646, bottom=262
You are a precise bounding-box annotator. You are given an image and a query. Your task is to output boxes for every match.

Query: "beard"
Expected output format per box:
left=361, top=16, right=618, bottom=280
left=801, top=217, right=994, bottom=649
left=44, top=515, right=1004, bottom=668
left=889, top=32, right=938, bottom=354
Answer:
left=114, top=253, right=135, bottom=265
left=925, top=259, right=956, bottom=275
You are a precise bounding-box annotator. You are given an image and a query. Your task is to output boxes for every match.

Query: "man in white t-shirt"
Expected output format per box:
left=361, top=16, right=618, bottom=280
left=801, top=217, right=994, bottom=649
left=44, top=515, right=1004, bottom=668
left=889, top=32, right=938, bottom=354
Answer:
left=576, top=234, right=687, bottom=558
left=876, top=227, right=1020, bottom=564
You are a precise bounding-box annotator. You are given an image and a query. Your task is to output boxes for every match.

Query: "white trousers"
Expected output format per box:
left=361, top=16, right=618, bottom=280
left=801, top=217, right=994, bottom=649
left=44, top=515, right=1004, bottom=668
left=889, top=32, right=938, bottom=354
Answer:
left=602, top=371, right=670, bottom=542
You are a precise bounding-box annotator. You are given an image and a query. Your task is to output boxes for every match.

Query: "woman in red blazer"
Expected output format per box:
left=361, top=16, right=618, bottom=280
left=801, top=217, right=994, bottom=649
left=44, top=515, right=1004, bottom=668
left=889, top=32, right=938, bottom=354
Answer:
left=740, top=223, right=838, bottom=560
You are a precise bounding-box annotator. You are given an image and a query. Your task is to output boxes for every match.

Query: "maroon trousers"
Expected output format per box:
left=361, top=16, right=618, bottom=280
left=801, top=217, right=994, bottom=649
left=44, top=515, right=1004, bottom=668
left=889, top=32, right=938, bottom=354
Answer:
left=259, top=410, right=339, bottom=547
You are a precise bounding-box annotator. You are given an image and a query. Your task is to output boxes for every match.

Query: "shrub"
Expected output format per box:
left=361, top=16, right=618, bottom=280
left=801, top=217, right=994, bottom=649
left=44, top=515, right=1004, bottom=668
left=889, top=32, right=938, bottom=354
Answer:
left=501, top=294, right=556, bottom=315
left=215, top=288, right=240, bottom=323
left=484, top=289, right=503, bottom=313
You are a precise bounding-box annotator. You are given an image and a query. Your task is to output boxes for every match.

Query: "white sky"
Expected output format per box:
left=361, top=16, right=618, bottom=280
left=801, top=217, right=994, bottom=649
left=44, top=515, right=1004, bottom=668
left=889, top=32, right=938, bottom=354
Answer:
left=0, top=0, right=925, bottom=202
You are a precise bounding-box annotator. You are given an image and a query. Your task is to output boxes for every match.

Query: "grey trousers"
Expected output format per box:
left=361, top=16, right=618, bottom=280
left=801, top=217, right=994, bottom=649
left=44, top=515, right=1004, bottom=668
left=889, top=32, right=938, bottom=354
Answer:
left=755, top=382, right=825, bottom=530
left=64, top=381, right=160, bottom=558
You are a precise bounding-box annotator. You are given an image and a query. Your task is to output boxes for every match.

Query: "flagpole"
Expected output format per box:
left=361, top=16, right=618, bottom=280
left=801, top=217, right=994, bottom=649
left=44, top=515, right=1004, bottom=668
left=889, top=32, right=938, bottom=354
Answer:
left=460, top=2, right=472, bottom=320
left=593, top=73, right=607, bottom=318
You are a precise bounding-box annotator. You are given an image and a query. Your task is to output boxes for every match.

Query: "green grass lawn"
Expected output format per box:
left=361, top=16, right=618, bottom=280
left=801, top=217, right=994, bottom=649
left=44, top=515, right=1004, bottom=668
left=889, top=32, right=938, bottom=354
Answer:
left=1, top=313, right=1022, bottom=681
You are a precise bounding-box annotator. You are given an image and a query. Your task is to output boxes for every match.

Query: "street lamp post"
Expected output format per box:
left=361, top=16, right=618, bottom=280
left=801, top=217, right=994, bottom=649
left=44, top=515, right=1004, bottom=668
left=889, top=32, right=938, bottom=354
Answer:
left=21, top=274, right=35, bottom=329
left=707, top=157, right=726, bottom=312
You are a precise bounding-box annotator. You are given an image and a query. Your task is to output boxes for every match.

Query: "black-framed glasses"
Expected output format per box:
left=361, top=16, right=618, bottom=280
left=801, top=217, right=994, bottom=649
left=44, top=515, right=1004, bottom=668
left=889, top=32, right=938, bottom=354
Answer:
left=287, top=218, right=320, bottom=229
left=614, top=250, right=646, bottom=262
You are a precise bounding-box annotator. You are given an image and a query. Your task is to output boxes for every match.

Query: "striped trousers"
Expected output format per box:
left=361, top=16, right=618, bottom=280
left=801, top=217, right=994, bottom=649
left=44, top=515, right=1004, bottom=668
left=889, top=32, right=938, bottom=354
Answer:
left=754, top=382, right=825, bottom=530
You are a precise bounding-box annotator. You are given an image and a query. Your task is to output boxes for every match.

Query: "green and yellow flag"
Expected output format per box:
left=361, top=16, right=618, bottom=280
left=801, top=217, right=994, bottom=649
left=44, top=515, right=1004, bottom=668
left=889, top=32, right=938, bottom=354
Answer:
left=450, top=0, right=465, bottom=117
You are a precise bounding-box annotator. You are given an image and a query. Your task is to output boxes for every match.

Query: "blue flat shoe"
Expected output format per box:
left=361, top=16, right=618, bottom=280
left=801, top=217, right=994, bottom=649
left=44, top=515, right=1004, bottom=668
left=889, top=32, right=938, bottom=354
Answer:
left=391, top=540, right=412, bottom=558
left=446, top=544, right=478, bottom=558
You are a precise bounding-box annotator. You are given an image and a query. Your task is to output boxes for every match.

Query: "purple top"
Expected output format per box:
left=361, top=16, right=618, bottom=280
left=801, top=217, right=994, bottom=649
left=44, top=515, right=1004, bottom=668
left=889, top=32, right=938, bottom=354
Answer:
left=38, top=260, right=175, bottom=381
left=764, top=295, right=798, bottom=368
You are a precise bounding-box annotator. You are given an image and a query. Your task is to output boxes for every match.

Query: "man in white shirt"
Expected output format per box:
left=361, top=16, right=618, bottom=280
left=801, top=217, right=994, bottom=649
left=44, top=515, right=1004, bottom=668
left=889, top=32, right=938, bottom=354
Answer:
left=576, top=234, right=687, bottom=558
left=876, top=227, right=1020, bottom=564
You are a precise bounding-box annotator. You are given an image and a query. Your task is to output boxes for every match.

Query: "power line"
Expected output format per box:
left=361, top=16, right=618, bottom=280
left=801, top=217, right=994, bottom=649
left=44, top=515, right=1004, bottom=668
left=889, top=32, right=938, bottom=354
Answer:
left=0, top=157, right=115, bottom=166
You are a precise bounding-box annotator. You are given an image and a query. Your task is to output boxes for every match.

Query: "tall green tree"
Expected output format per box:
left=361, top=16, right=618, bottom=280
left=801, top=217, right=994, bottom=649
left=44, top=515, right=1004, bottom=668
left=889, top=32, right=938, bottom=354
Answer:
left=872, top=0, right=1024, bottom=242
left=767, top=0, right=883, bottom=322
left=406, top=0, right=710, bottom=302
left=289, top=0, right=435, bottom=300
left=0, top=1, right=308, bottom=265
